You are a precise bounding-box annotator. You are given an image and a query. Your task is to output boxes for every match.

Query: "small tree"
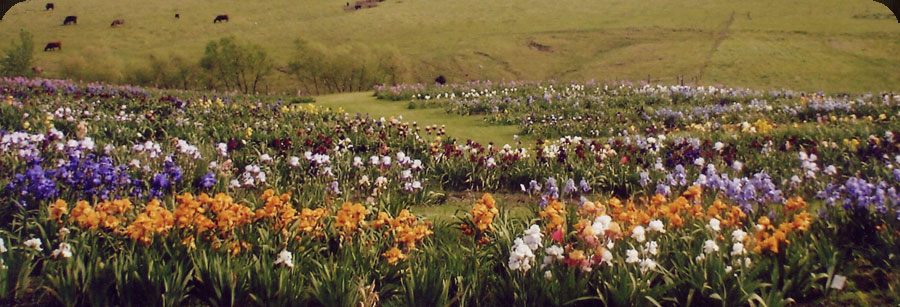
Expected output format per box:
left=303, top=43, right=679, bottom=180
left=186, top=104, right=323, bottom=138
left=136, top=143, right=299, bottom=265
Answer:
left=200, top=36, right=272, bottom=93
left=1, top=29, right=34, bottom=77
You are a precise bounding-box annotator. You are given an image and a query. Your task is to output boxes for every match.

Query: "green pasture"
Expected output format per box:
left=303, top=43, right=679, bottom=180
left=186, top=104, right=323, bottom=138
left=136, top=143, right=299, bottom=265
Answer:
left=0, top=0, right=898, bottom=93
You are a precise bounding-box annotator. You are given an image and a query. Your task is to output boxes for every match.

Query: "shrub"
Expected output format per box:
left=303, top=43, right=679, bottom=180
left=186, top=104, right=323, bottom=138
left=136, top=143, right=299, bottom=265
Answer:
left=127, top=54, right=203, bottom=89
left=1, top=30, right=34, bottom=77
left=57, top=47, right=122, bottom=82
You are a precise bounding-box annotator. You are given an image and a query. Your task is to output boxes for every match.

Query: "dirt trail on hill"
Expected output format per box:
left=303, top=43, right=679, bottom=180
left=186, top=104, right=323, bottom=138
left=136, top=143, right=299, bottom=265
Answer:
left=698, top=11, right=736, bottom=81
left=473, top=51, right=523, bottom=79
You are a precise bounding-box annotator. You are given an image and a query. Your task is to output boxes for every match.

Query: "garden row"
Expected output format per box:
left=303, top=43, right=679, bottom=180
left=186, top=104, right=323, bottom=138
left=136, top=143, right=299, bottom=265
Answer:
left=0, top=77, right=897, bottom=305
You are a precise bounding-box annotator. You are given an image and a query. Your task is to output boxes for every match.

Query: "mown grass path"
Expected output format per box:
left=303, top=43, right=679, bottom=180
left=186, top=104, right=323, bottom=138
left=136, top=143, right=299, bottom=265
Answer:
left=313, top=91, right=522, bottom=145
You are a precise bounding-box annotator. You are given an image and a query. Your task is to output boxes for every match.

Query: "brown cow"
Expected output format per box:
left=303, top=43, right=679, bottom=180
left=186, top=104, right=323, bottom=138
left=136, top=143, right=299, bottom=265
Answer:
left=111, top=19, right=124, bottom=27
left=214, top=14, right=228, bottom=23
left=44, top=41, right=61, bottom=51
left=32, top=66, right=43, bottom=75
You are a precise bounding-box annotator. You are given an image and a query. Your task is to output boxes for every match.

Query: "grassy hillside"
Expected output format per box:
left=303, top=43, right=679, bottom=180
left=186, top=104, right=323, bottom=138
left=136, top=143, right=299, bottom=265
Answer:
left=0, top=0, right=898, bottom=93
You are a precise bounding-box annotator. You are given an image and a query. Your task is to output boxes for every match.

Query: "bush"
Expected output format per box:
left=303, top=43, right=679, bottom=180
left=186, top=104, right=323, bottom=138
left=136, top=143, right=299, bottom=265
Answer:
left=1, top=30, right=34, bottom=77
left=57, top=54, right=88, bottom=79
left=57, top=47, right=122, bottom=82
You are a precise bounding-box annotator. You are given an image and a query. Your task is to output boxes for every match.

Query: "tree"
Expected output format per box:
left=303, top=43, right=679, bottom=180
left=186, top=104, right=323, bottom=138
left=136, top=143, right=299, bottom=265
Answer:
left=287, top=39, right=408, bottom=95
left=1, top=29, right=34, bottom=77
left=199, top=36, right=272, bottom=93
left=286, top=39, right=328, bottom=95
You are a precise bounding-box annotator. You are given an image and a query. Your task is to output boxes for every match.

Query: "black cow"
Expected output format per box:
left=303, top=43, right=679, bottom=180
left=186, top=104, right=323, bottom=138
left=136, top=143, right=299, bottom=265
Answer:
left=214, top=14, right=228, bottom=23
left=175, top=13, right=180, bottom=19
left=435, top=75, right=446, bottom=85
left=63, top=15, right=77, bottom=25
left=46, top=3, right=54, bottom=10
left=44, top=41, right=61, bottom=51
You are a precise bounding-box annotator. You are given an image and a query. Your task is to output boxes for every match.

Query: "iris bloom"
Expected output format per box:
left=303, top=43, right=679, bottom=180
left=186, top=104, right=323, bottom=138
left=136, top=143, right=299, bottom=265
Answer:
left=707, top=218, right=721, bottom=232
left=731, top=229, right=747, bottom=242
left=648, top=220, right=665, bottom=233
left=274, top=249, right=293, bottom=268
left=51, top=242, right=73, bottom=259
left=23, top=238, right=42, bottom=252
left=631, top=226, right=646, bottom=242
left=625, top=249, right=640, bottom=264
left=731, top=242, right=746, bottom=256
left=640, top=258, right=657, bottom=273
left=703, top=240, right=719, bottom=254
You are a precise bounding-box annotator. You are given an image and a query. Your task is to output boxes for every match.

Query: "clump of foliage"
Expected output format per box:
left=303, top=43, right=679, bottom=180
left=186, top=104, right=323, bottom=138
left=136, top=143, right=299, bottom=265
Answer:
left=200, top=36, right=272, bottom=94
left=1, top=30, right=33, bottom=77
left=287, top=39, right=408, bottom=95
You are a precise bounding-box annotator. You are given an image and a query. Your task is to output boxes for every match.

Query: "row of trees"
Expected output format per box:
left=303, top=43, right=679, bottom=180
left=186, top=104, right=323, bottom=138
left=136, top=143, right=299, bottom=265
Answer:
left=0, top=31, right=409, bottom=95
left=199, top=37, right=272, bottom=93
left=287, top=40, right=407, bottom=95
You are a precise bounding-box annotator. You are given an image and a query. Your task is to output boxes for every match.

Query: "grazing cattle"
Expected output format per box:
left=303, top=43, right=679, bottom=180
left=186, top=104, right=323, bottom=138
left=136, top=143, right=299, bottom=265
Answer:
left=44, top=41, right=61, bottom=51
left=110, top=19, right=124, bottom=27
left=45, top=3, right=54, bottom=10
left=32, top=66, right=43, bottom=75
left=213, top=14, right=228, bottom=23
left=435, top=75, right=446, bottom=85
left=63, top=15, right=77, bottom=25
left=175, top=13, right=180, bottom=19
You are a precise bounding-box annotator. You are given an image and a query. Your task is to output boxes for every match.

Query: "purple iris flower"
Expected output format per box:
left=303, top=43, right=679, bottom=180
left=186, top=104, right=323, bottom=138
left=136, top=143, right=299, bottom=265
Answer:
left=199, top=172, right=217, bottom=189
left=639, top=172, right=650, bottom=187
left=563, top=179, right=577, bottom=195
left=579, top=179, right=591, bottom=193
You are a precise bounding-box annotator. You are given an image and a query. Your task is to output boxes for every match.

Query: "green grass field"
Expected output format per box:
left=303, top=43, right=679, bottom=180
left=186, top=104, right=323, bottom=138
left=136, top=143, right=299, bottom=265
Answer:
left=1, top=0, right=898, bottom=93
left=313, top=91, right=523, bottom=145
